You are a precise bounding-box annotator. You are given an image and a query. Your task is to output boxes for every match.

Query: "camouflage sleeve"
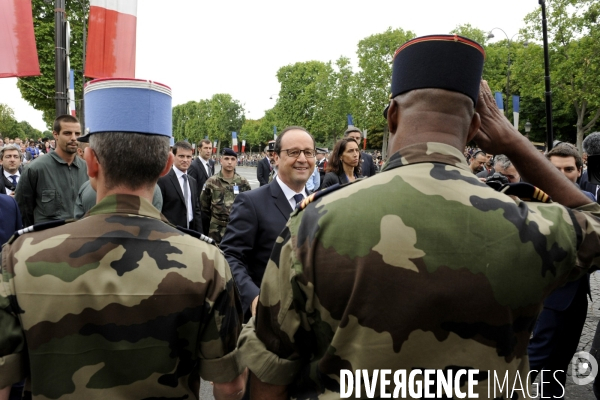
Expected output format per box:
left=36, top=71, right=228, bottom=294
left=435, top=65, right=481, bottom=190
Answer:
left=0, top=246, right=27, bottom=388
left=238, top=221, right=305, bottom=385
left=198, top=252, right=245, bottom=383
left=570, top=202, right=600, bottom=271
left=241, top=178, right=251, bottom=193
left=200, top=183, right=211, bottom=218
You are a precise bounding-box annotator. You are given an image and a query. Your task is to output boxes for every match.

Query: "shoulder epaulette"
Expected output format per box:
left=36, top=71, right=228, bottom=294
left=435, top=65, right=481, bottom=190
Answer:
left=298, top=179, right=364, bottom=211
left=498, top=182, right=552, bottom=203
left=176, top=226, right=219, bottom=247
left=8, top=219, right=71, bottom=244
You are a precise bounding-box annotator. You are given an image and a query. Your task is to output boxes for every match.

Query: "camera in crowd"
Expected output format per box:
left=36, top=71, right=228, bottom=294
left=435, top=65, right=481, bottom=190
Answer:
left=485, top=172, right=509, bottom=191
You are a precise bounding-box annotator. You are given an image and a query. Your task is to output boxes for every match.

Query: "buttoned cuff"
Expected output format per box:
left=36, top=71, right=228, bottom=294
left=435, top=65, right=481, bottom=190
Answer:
left=199, top=349, right=244, bottom=383
left=238, top=318, right=301, bottom=386
left=0, top=353, right=25, bottom=388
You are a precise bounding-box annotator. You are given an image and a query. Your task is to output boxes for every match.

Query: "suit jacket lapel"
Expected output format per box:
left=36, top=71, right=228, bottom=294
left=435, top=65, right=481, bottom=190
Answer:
left=269, top=181, right=292, bottom=220
left=169, top=169, right=185, bottom=203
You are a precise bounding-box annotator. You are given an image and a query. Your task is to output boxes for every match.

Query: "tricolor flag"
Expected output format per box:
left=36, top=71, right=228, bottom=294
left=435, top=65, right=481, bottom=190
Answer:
left=494, top=92, right=504, bottom=113
left=213, top=140, right=218, bottom=154
left=0, top=0, right=40, bottom=77
left=85, top=0, right=138, bottom=78
left=242, top=140, right=246, bottom=153
left=347, top=114, right=354, bottom=127
left=69, top=70, right=76, bottom=116
left=232, top=132, right=238, bottom=152
left=512, top=95, right=520, bottom=129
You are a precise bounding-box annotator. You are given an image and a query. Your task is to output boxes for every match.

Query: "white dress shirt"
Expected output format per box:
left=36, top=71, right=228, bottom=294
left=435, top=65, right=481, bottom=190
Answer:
left=3, top=169, right=20, bottom=196
left=173, top=167, right=193, bottom=224
left=275, top=176, right=307, bottom=210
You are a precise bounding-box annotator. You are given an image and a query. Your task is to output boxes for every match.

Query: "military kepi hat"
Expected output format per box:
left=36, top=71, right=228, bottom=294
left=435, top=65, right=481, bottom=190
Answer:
left=384, top=34, right=485, bottom=118
left=79, top=78, right=173, bottom=142
left=222, top=148, right=237, bottom=157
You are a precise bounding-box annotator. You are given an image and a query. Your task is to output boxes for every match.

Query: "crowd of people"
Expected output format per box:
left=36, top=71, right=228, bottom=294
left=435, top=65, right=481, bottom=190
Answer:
left=2, top=34, right=600, bottom=400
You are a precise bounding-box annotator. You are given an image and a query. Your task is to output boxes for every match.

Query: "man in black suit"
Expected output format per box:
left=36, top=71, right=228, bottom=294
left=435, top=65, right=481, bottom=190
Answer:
left=157, top=141, right=203, bottom=232
left=220, top=127, right=315, bottom=318
left=344, top=127, right=376, bottom=177
left=187, top=139, right=214, bottom=193
left=0, top=144, right=23, bottom=196
left=256, top=141, right=275, bottom=186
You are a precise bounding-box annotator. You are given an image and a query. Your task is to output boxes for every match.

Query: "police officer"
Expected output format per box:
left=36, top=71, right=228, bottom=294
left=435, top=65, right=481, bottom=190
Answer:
left=0, top=79, right=246, bottom=399
left=200, top=148, right=251, bottom=243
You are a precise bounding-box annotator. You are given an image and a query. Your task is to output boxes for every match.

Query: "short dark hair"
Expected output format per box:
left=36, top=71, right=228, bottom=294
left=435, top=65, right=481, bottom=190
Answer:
left=89, top=132, right=170, bottom=190
left=199, top=139, right=212, bottom=147
left=343, top=127, right=362, bottom=139
left=546, top=143, right=583, bottom=170
left=274, top=126, right=314, bottom=154
left=327, top=138, right=361, bottom=176
left=472, top=150, right=486, bottom=159
left=53, top=114, right=80, bottom=134
left=172, top=141, right=193, bottom=155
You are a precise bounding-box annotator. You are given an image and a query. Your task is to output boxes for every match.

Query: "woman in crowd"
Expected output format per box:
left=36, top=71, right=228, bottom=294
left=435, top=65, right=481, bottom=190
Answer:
left=321, top=138, right=362, bottom=189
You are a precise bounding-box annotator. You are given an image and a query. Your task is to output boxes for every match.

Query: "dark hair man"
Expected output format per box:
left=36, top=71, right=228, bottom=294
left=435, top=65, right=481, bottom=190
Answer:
left=469, top=150, right=487, bottom=174
left=220, top=126, right=315, bottom=320
left=526, top=142, right=593, bottom=398
left=200, top=148, right=251, bottom=244
left=158, top=141, right=203, bottom=232
left=0, top=144, right=23, bottom=196
left=15, top=115, right=88, bottom=226
left=0, top=79, right=246, bottom=399
left=188, top=138, right=214, bottom=194
left=257, top=141, right=275, bottom=186
left=344, top=127, right=377, bottom=177
left=239, top=34, right=600, bottom=399
left=580, top=132, right=600, bottom=199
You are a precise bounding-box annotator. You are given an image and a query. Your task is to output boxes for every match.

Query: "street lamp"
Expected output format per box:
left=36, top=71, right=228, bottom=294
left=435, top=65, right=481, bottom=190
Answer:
left=525, top=120, right=532, bottom=138
left=487, top=28, right=527, bottom=119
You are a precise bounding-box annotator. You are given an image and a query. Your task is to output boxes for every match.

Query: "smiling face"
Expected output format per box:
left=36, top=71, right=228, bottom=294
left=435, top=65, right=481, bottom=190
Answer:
left=274, top=129, right=315, bottom=192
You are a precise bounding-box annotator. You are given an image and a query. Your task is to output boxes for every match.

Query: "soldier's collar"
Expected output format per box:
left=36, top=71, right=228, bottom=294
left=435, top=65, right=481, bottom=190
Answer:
left=382, top=142, right=470, bottom=173
left=88, top=194, right=167, bottom=222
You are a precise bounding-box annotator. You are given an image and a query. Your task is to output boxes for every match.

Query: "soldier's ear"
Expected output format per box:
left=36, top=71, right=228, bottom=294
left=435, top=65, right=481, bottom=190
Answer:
left=387, top=100, right=398, bottom=136
left=84, top=147, right=99, bottom=178
left=159, top=153, right=174, bottom=177
left=466, top=111, right=481, bottom=143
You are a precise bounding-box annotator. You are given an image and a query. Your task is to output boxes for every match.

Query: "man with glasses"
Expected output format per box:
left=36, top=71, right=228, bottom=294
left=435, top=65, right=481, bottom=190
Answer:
left=220, top=126, right=316, bottom=320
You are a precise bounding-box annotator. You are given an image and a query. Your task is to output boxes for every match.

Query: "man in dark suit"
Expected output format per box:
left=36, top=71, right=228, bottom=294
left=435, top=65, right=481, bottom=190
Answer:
left=157, top=141, right=203, bottom=232
left=0, top=193, right=22, bottom=245
left=220, top=127, right=315, bottom=318
left=0, top=144, right=23, bottom=196
left=256, top=141, right=275, bottom=186
left=344, top=127, right=376, bottom=177
left=187, top=139, right=214, bottom=194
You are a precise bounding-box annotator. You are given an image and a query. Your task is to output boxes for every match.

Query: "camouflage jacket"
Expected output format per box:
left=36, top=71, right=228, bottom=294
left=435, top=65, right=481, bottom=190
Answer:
left=200, top=171, right=251, bottom=243
left=238, top=142, right=600, bottom=399
left=0, top=194, right=243, bottom=399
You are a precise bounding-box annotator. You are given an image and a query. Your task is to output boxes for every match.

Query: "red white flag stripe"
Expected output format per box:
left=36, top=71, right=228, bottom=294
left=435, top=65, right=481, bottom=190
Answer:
left=85, top=0, right=137, bottom=78
left=0, top=0, right=40, bottom=78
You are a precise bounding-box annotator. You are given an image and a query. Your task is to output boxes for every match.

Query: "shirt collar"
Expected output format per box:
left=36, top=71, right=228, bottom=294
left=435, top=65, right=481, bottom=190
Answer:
left=173, top=167, right=187, bottom=179
left=49, top=150, right=84, bottom=168
left=382, top=142, right=471, bottom=173
left=275, top=176, right=306, bottom=200
left=88, top=194, right=169, bottom=223
left=3, top=169, right=19, bottom=178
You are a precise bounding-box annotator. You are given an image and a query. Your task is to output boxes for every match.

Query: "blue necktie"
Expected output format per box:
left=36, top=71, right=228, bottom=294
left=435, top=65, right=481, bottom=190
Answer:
left=9, top=175, right=17, bottom=188
left=293, top=193, right=304, bottom=209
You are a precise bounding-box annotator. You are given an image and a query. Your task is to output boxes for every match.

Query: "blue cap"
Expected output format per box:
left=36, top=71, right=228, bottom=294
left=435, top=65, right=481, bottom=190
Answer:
left=222, top=148, right=237, bottom=157
left=82, top=78, right=172, bottom=141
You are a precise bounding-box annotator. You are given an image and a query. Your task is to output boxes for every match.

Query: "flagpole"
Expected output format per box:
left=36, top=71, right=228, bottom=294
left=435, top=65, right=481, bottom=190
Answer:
left=539, top=0, right=554, bottom=151
left=54, top=0, right=68, bottom=116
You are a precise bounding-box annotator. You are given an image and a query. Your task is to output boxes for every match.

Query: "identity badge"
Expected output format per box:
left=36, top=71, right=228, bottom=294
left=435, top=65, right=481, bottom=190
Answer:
left=233, top=185, right=239, bottom=195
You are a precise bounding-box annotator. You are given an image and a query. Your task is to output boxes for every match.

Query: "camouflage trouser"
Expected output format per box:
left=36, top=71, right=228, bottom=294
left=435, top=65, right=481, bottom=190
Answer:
left=209, top=220, right=228, bottom=244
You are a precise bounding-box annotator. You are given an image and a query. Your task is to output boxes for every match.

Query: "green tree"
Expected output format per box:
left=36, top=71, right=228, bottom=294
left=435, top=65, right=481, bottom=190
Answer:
left=521, top=0, right=600, bottom=151
left=353, top=28, right=417, bottom=155
left=17, top=0, right=88, bottom=128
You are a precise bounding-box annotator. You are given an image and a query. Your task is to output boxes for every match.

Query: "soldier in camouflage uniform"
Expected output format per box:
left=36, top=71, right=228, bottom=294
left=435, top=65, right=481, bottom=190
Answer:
left=237, top=35, right=600, bottom=399
left=200, top=148, right=251, bottom=244
left=0, top=79, right=246, bottom=399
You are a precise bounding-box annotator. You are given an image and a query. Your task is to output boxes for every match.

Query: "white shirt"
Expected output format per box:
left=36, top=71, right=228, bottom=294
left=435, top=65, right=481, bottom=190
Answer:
left=3, top=169, right=20, bottom=196
left=200, top=158, right=211, bottom=177
left=173, top=167, right=193, bottom=224
left=275, top=176, right=307, bottom=210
